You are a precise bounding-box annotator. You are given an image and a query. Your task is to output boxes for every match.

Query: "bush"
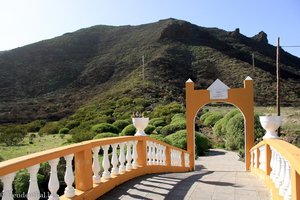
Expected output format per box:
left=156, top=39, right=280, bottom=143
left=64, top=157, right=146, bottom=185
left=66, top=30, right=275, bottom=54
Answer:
left=112, top=120, right=130, bottom=132
left=26, top=120, right=46, bottom=132
left=72, top=131, right=97, bottom=143
left=165, top=130, right=187, bottom=150
left=195, top=132, right=212, bottom=156
left=200, top=112, right=213, bottom=122
left=66, top=120, right=80, bottom=129
left=93, top=132, right=118, bottom=139
left=225, top=113, right=244, bottom=150
left=0, top=126, right=26, bottom=146
left=29, top=133, right=37, bottom=144
left=39, top=121, right=63, bottom=135
left=153, top=126, right=163, bottom=134
left=59, top=127, right=70, bottom=134
left=150, top=102, right=184, bottom=119
left=120, top=124, right=136, bottom=136
left=149, top=118, right=166, bottom=127
left=203, top=112, right=223, bottom=126
left=145, top=125, right=156, bottom=135
left=160, top=122, right=186, bottom=136
left=91, top=123, right=119, bottom=134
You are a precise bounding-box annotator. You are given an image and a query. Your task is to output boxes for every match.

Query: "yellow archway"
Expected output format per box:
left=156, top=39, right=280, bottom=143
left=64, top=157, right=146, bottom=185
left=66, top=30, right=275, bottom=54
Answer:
left=186, top=77, right=254, bottom=171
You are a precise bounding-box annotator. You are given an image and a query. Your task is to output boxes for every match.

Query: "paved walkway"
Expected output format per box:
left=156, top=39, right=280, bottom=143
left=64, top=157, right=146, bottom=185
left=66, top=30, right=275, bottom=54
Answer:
left=98, top=149, right=271, bottom=200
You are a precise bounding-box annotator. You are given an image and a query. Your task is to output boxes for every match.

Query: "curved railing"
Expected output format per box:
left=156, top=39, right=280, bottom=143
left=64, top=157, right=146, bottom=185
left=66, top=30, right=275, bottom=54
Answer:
left=250, top=139, right=300, bottom=200
left=0, top=136, right=190, bottom=200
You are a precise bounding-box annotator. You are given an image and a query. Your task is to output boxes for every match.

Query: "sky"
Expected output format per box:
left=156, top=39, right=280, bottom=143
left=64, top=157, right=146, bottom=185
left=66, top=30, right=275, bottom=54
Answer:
left=0, top=0, right=300, bottom=57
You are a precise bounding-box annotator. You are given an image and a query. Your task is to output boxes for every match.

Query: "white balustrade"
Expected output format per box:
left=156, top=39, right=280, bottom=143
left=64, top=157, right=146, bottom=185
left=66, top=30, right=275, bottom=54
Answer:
left=0, top=172, right=16, bottom=200
left=102, top=145, right=111, bottom=179
left=92, top=147, right=101, bottom=183
left=185, top=153, right=190, bottom=167
left=119, top=142, right=126, bottom=173
left=253, top=150, right=257, bottom=169
left=27, top=164, right=40, bottom=200
left=111, top=143, right=119, bottom=176
left=48, top=158, right=60, bottom=200
left=132, top=140, right=138, bottom=169
left=126, top=142, right=133, bottom=170
left=279, top=159, right=290, bottom=197
left=162, top=146, right=166, bottom=165
left=64, top=154, right=75, bottom=198
left=171, top=149, right=182, bottom=166
left=259, top=146, right=265, bottom=170
left=151, top=142, right=155, bottom=164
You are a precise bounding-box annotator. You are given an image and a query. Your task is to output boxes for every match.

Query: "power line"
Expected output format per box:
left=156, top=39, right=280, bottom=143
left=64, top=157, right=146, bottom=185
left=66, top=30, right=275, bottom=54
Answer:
left=281, top=45, right=300, bottom=47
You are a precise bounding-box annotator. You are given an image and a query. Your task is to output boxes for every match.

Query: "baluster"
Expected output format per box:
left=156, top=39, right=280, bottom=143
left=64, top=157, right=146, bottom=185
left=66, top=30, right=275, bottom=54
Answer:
left=64, top=154, right=75, bottom=198
left=259, top=146, right=266, bottom=171
left=0, top=172, right=16, bottom=200
left=92, top=147, right=101, bottom=183
left=48, top=158, right=60, bottom=200
left=111, top=143, right=119, bottom=175
left=148, top=141, right=153, bottom=165
left=27, top=164, right=40, bottom=200
left=178, top=151, right=182, bottom=166
left=102, top=145, right=111, bottom=179
left=146, top=141, right=150, bottom=165
left=284, top=178, right=291, bottom=200
left=132, top=140, right=138, bottom=169
left=159, top=145, right=163, bottom=165
left=151, top=142, right=155, bottom=165
left=119, top=142, right=126, bottom=173
left=171, top=150, right=174, bottom=166
left=275, top=155, right=284, bottom=188
left=155, top=143, right=159, bottom=165
left=280, top=159, right=291, bottom=197
left=272, top=150, right=279, bottom=183
left=253, top=150, right=257, bottom=169
left=126, top=142, right=132, bottom=170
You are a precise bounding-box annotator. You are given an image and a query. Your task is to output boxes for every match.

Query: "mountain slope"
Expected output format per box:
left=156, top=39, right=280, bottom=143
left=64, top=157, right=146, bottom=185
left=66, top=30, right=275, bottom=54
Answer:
left=0, top=18, right=299, bottom=123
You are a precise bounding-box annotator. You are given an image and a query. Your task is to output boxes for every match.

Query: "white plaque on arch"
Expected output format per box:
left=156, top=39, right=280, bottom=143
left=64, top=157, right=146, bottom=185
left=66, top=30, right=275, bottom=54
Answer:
left=207, top=79, right=230, bottom=100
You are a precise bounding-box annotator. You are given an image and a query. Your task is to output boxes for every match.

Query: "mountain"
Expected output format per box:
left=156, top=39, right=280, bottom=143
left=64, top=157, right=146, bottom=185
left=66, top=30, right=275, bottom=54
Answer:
left=0, top=18, right=299, bottom=123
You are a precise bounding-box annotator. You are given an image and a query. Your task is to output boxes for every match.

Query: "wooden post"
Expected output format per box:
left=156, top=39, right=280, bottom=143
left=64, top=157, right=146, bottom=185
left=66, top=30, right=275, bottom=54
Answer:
left=276, top=37, right=281, bottom=136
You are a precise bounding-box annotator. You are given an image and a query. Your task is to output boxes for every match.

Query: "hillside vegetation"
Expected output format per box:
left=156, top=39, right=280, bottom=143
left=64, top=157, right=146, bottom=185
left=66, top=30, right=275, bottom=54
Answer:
left=0, top=18, right=299, bottom=124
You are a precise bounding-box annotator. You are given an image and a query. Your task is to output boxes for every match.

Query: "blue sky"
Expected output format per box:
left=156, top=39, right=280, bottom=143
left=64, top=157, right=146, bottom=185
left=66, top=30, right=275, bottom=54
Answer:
left=1, top=0, right=300, bottom=57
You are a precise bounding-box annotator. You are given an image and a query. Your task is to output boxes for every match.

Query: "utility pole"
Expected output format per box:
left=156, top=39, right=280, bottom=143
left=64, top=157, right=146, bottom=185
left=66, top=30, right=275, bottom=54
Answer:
left=276, top=37, right=281, bottom=135
left=252, top=53, right=255, bottom=78
left=142, top=55, right=145, bottom=81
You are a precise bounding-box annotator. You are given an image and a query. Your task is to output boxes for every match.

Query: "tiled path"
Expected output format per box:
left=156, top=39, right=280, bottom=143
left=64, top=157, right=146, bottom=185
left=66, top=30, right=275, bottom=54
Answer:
left=98, top=149, right=271, bottom=200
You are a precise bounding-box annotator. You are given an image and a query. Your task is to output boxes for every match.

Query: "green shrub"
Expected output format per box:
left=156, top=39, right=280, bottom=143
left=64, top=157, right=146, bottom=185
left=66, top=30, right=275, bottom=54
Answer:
left=153, top=126, right=163, bottom=134
left=0, top=155, right=4, bottom=162
left=0, top=126, right=26, bottom=146
left=165, top=130, right=187, bottom=150
left=133, top=98, right=150, bottom=107
left=72, top=131, right=97, bottom=143
left=26, top=120, right=46, bottom=132
left=225, top=113, right=244, bottom=150
left=66, top=120, right=80, bottom=129
left=59, top=127, right=70, bottom=134
left=221, top=109, right=240, bottom=134
left=145, top=125, right=155, bottom=135
left=120, top=124, right=136, bottom=136
left=149, top=118, right=166, bottom=127
left=150, top=102, right=184, bottom=119
left=254, top=114, right=264, bottom=142
left=160, top=122, right=186, bottom=136
left=165, top=130, right=212, bottom=156
left=29, top=133, right=37, bottom=144
left=91, top=123, right=119, bottom=134
left=213, top=118, right=225, bottom=136
left=195, top=132, right=212, bottom=156
left=112, top=120, right=130, bottom=132
left=93, top=132, right=118, bottom=139
left=203, top=112, right=223, bottom=126
left=39, top=121, right=63, bottom=135
left=200, top=112, right=213, bottom=122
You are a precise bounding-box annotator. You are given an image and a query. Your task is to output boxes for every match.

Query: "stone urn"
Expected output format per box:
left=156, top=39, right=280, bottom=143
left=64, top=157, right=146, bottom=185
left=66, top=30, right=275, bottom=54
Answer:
left=259, top=116, right=282, bottom=139
left=132, top=117, right=149, bottom=136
